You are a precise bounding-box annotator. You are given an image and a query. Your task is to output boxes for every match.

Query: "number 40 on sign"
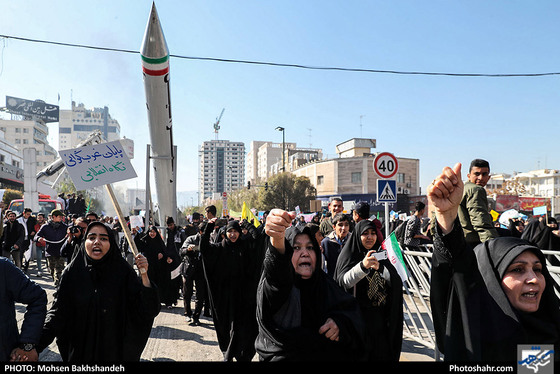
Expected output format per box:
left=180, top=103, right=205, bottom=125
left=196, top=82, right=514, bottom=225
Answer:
left=374, top=152, right=399, bottom=179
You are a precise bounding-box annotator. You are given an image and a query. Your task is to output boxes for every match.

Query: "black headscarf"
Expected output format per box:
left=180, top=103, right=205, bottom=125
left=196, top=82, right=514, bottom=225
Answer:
left=226, top=220, right=242, bottom=234
left=431, top=224, right=560, bottom=361
left=474, top=237, right=560, bottom=337
left=38, top=221, right=160, bottom=361
left=334, top=220, right=383, bottom=280
left=285, top=226, right=322, bottom=285
left=521, top=218, right=560, bottom=268
left=223, top=220, right=243, bottom=247
left=333, top=219, right=403, bottom=361
left=256, top=225, right=366, bottom=361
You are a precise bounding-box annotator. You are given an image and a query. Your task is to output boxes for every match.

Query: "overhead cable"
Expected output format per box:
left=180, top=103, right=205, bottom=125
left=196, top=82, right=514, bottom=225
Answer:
left=2, top=34, right=559, bottom=78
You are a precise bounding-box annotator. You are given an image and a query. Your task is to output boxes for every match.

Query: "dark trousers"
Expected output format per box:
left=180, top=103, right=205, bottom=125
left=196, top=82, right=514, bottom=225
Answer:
left=182, top=270, right=208, bottom=318
left=2, top=248, right=21, bottom=268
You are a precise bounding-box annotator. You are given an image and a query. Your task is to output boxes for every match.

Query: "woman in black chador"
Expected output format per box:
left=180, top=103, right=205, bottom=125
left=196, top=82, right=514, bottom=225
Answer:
left=334, top=219, right=403, bottom=361
left=37, top=221, right=160, bottom=361
left=255, top=209, right=366, bottom=361
left=200, top=218, right=260, bottom=362
left=428, top=163, right=560, bottom=361
left=135, top=225, right=167, bottom=304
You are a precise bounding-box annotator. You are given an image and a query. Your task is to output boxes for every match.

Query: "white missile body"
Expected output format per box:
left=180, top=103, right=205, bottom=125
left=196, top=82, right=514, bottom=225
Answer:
left=141, top=3, right=176, bottom=221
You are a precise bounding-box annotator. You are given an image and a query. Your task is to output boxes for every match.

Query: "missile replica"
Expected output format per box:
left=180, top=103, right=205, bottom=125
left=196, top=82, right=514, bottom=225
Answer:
left=141, top=2, right=177, bottom=222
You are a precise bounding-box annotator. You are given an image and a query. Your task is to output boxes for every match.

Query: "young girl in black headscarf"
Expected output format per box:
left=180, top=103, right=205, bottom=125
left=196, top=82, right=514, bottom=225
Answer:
left=429, top=163, right=560, bottom=361
left=255, top=209, right=366, bottom=361
left=334, top=219, right=403, bottom=361
left=37, top=221, right=160, bottom=361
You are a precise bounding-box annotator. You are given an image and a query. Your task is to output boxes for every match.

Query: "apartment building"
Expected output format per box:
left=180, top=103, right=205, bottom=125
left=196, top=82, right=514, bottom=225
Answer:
left=58, top=101, right=121, bottom=149
left=291, top=138, right=420, bottom=212
left=199, top=140, right=245, bottom=201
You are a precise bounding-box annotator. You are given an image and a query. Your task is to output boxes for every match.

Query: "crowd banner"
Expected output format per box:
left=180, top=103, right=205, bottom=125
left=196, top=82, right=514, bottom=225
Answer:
left=59, top=140, right=137, bottom=191
left=59, top=140, right=142, bottom=270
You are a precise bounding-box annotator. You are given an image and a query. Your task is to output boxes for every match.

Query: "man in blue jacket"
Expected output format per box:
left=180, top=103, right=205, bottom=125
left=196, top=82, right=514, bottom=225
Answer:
left=35, top=210, right=68, bottom=287
left=0, top=257, right=47, bottom=361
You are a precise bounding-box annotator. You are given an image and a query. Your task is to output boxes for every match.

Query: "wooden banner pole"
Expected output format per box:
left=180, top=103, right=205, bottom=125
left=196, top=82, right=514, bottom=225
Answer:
left=104, top=184, right=146, bottom=273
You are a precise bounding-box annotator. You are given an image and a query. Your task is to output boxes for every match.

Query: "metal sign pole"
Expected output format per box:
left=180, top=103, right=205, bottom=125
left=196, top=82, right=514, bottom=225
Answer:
left=385, top=202, right=390, bottom=239
left=145, top=144, right=151, bottom=230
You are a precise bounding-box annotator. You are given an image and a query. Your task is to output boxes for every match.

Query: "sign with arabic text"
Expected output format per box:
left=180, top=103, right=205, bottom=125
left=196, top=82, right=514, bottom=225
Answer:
left=59, top=140, right=137, bottom=190
left=6, top=96, right=60, bottom=123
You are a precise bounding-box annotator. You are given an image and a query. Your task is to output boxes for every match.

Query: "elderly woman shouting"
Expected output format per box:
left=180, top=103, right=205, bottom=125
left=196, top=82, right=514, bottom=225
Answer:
left=255, top=209, right=366, bottom=361
left=428, top=163, right=560, bottom=361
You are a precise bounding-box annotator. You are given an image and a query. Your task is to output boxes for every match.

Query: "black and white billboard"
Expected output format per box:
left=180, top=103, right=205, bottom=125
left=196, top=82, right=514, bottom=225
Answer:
left=5, top=96, right=59, bottom=123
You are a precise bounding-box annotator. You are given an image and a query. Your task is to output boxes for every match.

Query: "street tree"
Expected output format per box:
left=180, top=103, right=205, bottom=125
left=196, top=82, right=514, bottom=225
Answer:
left=259, top=173, right=316, bottom=211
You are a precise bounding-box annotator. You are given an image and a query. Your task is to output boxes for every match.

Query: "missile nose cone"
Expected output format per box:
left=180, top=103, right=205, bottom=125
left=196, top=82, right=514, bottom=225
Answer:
left=141, top=2, right=169, bottom=59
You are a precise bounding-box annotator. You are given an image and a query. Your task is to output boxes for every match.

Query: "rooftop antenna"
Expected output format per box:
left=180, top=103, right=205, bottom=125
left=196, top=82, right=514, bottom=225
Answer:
left=213, top=108, right=225, bottom=140
left=359, top=115, right=365, bottom=137
left=307, top=128, right=312, bottom=148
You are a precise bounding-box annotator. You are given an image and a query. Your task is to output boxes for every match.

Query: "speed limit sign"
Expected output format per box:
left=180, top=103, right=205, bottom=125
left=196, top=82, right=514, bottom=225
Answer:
left=374, top=152, right=399, bottom=178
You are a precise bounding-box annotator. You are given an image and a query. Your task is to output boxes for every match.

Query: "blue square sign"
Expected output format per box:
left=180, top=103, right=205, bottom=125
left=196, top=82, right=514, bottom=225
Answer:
left=377, top=179, right=397, bottom=203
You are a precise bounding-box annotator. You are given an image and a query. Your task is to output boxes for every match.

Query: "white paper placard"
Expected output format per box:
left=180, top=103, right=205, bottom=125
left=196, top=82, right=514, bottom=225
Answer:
left=59, top=140, right=137, bottom=190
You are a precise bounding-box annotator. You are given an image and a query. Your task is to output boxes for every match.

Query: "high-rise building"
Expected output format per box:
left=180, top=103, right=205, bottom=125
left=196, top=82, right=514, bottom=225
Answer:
left=199, top=140, right=245, bottom=201
left=0, top=119, right=57, bottom=170
left=58, top=101, right=122, bottom=148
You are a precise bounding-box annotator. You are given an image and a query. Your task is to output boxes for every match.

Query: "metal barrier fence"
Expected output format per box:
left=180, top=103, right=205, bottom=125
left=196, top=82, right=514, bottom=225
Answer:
left=401, top=245, right=560, bottom=361
left=401, top=245, right=437, bottom=359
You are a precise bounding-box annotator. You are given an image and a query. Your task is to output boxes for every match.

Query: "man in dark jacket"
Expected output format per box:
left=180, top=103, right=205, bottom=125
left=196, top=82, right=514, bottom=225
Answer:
left=1, top=211, right=25, bottom=269
left=18, top=208, right=38, bottom=274
left=35, top=210, right=68, bottom=287
left=74, top=194, right=86, bottom=216
left=321, top=213, right=351, bottom=278
left=180, top=222, right=208, bottom=325
left=0, top=257, right=47, bottom=361
left=163, top=217, right=186, bottom=308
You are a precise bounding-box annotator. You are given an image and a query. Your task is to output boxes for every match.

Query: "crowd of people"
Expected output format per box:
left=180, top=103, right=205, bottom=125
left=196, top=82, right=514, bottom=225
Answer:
left=1, top=196, right=406, bottom=363
left=3, top=158, right=560, bottom=363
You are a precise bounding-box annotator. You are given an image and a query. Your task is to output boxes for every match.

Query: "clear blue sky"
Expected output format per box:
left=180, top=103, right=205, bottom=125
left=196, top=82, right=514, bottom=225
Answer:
left=1, top=1, right=559, bottom=202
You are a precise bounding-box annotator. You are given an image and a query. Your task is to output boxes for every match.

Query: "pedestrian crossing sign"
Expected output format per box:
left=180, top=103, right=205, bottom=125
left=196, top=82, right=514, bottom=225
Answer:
left=377, top=179, right=397, bottom=203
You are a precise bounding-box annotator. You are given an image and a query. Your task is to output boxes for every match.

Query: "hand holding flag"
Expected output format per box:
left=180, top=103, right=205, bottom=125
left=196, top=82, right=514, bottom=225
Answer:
left=381, top=232, right=409, bottom=282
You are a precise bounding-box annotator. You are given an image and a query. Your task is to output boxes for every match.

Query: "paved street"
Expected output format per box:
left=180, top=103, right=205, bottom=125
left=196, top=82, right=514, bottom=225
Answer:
left=15, top=262, right=434, bottom=363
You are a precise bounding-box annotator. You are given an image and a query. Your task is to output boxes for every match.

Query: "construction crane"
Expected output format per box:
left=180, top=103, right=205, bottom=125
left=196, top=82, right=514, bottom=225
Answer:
left=213, top=108, right=225, bottom=140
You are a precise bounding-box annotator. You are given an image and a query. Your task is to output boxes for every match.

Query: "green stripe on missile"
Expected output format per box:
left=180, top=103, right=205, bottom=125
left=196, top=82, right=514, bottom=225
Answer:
left=141, top=55, right=169, bottom=64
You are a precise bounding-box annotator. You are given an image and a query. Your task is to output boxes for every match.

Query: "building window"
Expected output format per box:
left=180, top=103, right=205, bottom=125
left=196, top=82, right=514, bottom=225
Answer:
left=351, top=172, right=362, bottom=184
left=397, top=173, right=405, bottom=183
left=317, top=176, right=324, bottom=185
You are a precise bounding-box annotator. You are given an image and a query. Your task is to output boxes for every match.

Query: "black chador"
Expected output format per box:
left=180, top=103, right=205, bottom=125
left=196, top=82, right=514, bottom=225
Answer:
left=200, top=219, right=260, bottom=362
